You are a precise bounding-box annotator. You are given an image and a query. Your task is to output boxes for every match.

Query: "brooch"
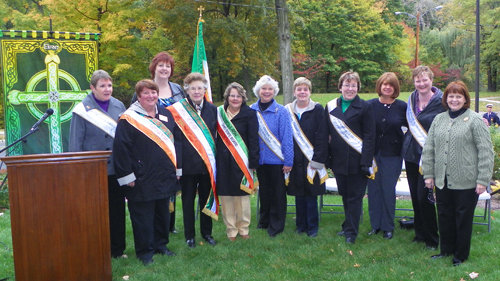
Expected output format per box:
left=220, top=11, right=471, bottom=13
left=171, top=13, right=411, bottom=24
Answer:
left=463, top=117, right=469, bottom=122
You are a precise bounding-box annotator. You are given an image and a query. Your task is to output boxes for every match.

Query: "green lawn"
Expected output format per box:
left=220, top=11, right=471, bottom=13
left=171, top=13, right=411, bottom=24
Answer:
left=1, top=193, right=498, bottom=280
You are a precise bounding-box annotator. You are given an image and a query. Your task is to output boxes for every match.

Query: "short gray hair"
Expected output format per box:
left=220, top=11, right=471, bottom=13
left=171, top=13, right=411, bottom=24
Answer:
left=90, top=70, right=112, bottom=87
left=252, top=75, right=279, bottom=98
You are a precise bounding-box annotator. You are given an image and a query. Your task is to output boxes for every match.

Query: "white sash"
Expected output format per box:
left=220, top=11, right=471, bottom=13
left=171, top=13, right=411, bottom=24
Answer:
left=406, top=95, right=428, bottom=171
left=122, top=109, right=176, bottom=163
left=327, top=99, right=377, bottom=179
left=285, top=104, right=328, bottom=184
left=256, top=111, right=290, bottom=184
left=73, top=102, right=117, bottom=138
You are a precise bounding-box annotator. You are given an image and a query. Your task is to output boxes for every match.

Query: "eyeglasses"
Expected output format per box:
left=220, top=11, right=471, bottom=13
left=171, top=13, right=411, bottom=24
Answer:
left=342, top=84, right=358, bottom=89
left=427, top=188, right=435, bottom=204
left=229, top=95, right=242, bottom=99
left=188, top=86, right=205, bottom=92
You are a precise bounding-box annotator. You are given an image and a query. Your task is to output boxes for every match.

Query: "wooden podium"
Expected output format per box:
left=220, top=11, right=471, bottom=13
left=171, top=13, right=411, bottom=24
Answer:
left=2, top=151, right=112, bottom=281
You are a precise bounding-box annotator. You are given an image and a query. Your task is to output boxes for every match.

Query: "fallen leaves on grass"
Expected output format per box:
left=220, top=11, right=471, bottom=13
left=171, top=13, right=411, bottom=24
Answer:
left=348, top=250, right=353, bottom=256
left=123, top=275, right=129, bottom=280
left=354, top=263, right=360, bottom=267
left=469, top=272, right=479, bottom=279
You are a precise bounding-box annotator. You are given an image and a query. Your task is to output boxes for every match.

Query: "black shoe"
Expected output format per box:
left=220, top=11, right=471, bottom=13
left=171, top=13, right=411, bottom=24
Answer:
left=337, top=230, right=345, bottom=236
left=156, top=248, right=176, bottom=256
left=345, top=237, right=355, bottom=244
left=431, top=254, right=450, bottom=259
left=307, top=232, right=318, bottom=238
left=170, top=229, right=179, bottom=234
left=383, top=231, right=393, bottom=239
left=367, top=229, right=380, bottom=236
left=186, top=239, right=196, bottom=248
left=204, top=235, right=217, bottom=246
left=141, top=258, right=154, bottom=266
left=452, top=258, right=463, bottom=266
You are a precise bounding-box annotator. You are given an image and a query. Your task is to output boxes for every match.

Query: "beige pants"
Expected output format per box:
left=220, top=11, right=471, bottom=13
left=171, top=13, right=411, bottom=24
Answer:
left=220, top=195, right=251, bottom=238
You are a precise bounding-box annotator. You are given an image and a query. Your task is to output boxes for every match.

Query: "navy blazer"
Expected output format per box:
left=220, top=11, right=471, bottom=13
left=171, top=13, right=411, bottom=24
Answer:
left=326, top=95, right=375, bottom=175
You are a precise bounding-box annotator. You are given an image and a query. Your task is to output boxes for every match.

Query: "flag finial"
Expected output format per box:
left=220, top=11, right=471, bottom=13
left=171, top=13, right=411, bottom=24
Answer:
left=197, top=6, right=205, bottom=18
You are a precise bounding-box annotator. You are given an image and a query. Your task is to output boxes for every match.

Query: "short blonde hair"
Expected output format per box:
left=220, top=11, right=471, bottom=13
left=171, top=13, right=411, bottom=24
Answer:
left=293, top=77, right=312, bottom=92
left=252, top=75, right=279, bottom=98
left=412, top=65, right=434, bottom=81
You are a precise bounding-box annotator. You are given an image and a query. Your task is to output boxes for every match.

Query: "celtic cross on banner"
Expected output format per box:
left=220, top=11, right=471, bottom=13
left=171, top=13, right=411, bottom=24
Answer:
left=6, top=40, right=90, bottom=153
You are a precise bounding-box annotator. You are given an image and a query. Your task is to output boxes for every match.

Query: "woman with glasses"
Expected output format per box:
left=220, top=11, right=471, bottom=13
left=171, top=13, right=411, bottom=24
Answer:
left=216, top=82, right=259, bottom=241
left=325, top=71, right=375, bottom=244
left=401, top=66, right=445, bottom=250
left=422, top=81, right=493, bottom=266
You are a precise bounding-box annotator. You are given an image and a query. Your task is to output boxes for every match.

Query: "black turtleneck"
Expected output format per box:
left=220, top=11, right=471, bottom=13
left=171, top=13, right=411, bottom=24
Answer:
left=449, top=108, right=467, bottom=119
left=258, top=99, right=273, bottom=111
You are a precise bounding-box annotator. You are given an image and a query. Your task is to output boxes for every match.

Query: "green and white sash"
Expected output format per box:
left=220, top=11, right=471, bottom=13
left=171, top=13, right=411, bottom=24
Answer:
left=406, top=95, right=427, bottom=172
left=256, top=111, right=290, bottom=185
left=217, top=106, right=258, bottom=194
left=327, top=99, right=377, bottom=179
left=285, top=104, right=328, bottom=184
left=73, top=102, right=117, bottom=138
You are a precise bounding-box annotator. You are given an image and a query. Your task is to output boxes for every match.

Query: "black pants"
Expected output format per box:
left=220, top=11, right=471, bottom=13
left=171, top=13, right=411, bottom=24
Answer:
left=335, top=173, right=367, bottom=240
left=180, top=174, right=213, bottom=240
left=295, top=195, right=319, bottom=235
left=436, top=184, right=478, bottom=261
left=108, top=175, right=126, bottom=257
left=257, top=165, right=287, bottom=237
left=405, top=161, right=439, bottom=247
left=170, top=195, right=176, bottom=231
left=127, top=198, right=170, bottom=261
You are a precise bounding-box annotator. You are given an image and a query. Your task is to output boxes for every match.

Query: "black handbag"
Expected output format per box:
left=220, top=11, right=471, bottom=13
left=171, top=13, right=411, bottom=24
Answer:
left=398, top=217, right=414, bottom=229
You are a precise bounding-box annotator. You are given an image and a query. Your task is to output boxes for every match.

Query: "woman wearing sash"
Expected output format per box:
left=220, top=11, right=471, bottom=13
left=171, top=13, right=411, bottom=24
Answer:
left=325, top=71, right=375, bottom=244
left=366, top=73, right=407, bottom=240
left=422, top=81, right=493, bottom=266
left=250, top=75, right=294, bottom=237
left=173, top=73, right=218, bottom=248
left=69, top=70, right=127, bottom=259
left=131, top=52, right=186, bottom=234
left=286, top=77, right=328, bottom=238
left=216, top=82, right=259, bottom=241
left=401, top=65, right=444, bottom=250
left=113, top=79, right=182, bottom=266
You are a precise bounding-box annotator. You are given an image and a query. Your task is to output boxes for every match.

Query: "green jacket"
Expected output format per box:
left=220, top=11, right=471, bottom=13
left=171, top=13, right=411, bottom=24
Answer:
left=422, top=109, right=494, bottom=190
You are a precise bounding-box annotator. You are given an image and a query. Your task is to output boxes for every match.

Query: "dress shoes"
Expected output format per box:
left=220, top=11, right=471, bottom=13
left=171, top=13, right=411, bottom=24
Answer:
left=228, top=237, right=236, bottom=241
left=170, top=229, right=179, bottom=234
left=186, top=239, right=196, bottom=248
left=112, top=254, right=128, bottom=259
left=337, top=230, right=345, bottom=236
left=156, top=248, right=176, bottom=256
left=452, top=258, right=463, bottom=266
left=240, top=235, right=250, bottom=239
left=367, top=229, right=380, bottom=236
left=204, top=235, right=217, bottom=246
left=431, top=254, right=449, bottom=259
left=345, top=237, right=355, bottom=244
left=141, top=258, right=154, bottom=266
left=383, top=231, right=393, bottom=240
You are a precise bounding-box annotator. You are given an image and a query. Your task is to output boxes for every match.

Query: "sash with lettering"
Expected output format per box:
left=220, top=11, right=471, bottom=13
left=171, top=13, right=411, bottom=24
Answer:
left=120, top=109, right=177, bottom=167
left=256, top=111, right=290, bottom=185
left=168, top=99, right=218, bottom=220
left=217, top=106, right=259, bottom=194
left=285, top=104, right=328, bottom=185
left=406, top=95, right=427, bottom=173
left=327, top=99, right=377, bottom=179
left=72, top=102, right=117, bottom=138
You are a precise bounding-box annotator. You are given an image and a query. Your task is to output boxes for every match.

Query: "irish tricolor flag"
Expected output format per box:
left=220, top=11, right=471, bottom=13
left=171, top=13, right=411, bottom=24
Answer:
left=191, top=18, right=212, bottom=103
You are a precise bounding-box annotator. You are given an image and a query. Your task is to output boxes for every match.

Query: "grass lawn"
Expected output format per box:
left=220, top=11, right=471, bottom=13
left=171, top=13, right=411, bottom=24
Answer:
left=0, top=192, right=498, bottom=280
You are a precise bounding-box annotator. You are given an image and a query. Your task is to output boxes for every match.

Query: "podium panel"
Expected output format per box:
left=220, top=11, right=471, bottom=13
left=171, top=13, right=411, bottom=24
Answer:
left=2, top=151, right=112, bottom=281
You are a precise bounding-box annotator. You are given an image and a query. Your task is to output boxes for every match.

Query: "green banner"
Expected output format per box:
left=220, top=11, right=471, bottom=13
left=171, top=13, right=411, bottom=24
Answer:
left=1, top=34, right=98, bottom=155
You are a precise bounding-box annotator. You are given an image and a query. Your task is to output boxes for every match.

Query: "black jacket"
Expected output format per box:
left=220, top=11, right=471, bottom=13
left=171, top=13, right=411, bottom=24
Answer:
left=179, top=97, right=217, bottom=176
left=287, top=102, right=328, bottom=196
left=367, top=98, right=407, bottom=157
left=216, top=104, right=259, bottom=196
left=326, top=95, right=375, bottom=175
left=401, top=87, right=445, bottom=164
left=113, top=105, right=182, bottom=202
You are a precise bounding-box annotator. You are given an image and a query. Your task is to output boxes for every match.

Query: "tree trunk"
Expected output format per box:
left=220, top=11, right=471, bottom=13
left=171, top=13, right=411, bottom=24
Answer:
left=275, top=0, right=294, bottom=104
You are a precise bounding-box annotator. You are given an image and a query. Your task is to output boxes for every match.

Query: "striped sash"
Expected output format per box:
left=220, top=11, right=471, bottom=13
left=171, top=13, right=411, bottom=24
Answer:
left=406, top=95, right=427, bottom=172
left=168, top=99, right=218, bottom=220
left=217, top=106, right=258, bottom=194
left=327, top=99, right=377, bottom=179
left=73, top=102, right=117, bottom=138
left=285, top=104, right=328, bottom=184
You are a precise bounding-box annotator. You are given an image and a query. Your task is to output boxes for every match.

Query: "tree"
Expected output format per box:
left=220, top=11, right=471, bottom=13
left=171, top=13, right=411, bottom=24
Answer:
left=275, top=0, right=293, bottom=104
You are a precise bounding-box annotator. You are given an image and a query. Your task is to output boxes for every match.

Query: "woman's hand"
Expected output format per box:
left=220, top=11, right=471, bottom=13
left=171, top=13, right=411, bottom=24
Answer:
left=424, top=178, right=434, bottom=189
left=283, top=166, right=292, bottom=174
left=475, top=183, right=487, bottom=195
left=127, top=181, right=135, bottom=187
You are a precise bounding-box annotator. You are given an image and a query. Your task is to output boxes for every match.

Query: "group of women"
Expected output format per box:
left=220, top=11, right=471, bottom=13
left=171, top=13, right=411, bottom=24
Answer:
left=69, top=51, right=493, bottom=267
